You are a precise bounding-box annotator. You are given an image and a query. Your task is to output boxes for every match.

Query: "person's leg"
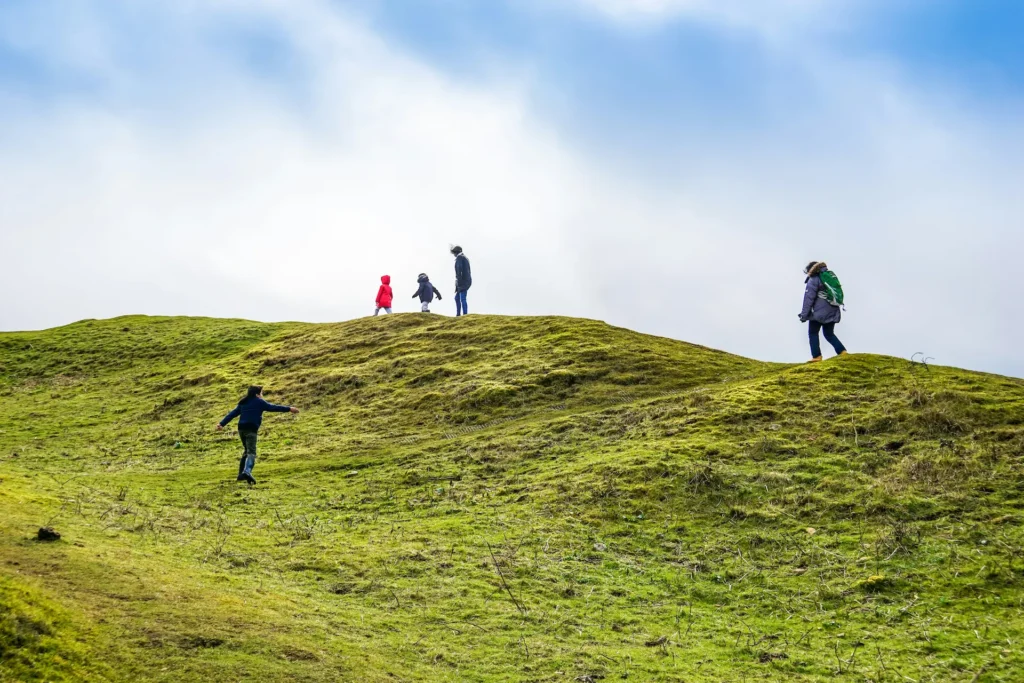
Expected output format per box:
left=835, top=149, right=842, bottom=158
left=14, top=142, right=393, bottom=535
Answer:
left=807, top=321, right=823, bottom=359
left=241, top=431, right=258, bottom=482
left=374, top=307, right=380, bottom=316
left=421, top=302, right=429, bottom=313
left=458, top=291, right=468, bottom=315
left=237, top=430, right=248, bottom=480
left=384, top=307, right=392, bottom=314
left=822, top=323, right=847, bottom=355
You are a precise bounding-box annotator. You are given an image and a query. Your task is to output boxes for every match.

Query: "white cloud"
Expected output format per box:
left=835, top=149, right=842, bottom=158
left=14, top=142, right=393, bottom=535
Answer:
left=0, top=0, right=596, bottom=323
left=558, top=0, right=862, bottom=38
left=0, top=0, right=1021, bottom=376
left=571, top=0, right=821, bottom=19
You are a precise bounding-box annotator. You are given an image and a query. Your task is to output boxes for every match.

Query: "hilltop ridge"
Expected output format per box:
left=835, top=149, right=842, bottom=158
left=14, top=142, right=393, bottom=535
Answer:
left=1, top=315, right=1022, bottom=682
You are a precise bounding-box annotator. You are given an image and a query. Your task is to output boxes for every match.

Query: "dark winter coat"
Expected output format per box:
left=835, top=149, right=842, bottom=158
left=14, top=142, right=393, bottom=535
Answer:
left=375, top=275, right=393, bottom=308
left=219, top=396, right=292, bottom=431
left=413, top=276, right=442, bottom=303
left=454, top=253, right=472, bottom=292
left=800, top=262, right=842, bottom=325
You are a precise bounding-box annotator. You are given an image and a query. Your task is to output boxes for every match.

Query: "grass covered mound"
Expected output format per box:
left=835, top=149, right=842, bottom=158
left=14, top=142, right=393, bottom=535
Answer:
left=0, top=314, right=1022, bottom=682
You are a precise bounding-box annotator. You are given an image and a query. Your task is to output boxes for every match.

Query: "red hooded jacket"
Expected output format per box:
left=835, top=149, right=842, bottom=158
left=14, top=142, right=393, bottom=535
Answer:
left=375, top=275, right=393, bottom=308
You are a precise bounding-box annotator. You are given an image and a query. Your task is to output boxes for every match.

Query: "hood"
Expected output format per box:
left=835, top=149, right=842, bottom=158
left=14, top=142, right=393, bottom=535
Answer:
left=381, top=275, right=390, bottom=285
left=417, top=273, right=429, bottom=283
left=806, top=261, right=828, bottom=277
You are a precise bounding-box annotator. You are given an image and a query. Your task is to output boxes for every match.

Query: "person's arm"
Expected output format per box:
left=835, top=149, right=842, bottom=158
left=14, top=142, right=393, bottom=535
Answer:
left=433, top=285, right=442, bottom=300
left=257, top=397, right=295, bottom=413
left=217, top=406, right=241, bottom=430
left=376, top=286, right=383, bottom=306
left=454, top=258, right=465, bottom=288
left=412, top=284, right=421, bottom=299
left=799, top=278, right=818, bottom=322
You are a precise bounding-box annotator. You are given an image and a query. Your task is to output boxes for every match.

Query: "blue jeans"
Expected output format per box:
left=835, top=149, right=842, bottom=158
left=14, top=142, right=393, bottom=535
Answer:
left=237, top=429, right=258, bottom=479
left=455, top=290, right=468, bottom=316
left=808, top=321, right=846, bottom=358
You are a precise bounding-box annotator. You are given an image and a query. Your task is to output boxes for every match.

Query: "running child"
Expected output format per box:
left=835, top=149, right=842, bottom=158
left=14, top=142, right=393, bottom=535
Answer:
left=216, top=386, right=299, bottom=485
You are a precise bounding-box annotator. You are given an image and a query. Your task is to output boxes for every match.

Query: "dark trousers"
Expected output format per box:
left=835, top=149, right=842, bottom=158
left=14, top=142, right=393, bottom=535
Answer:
left=808, top=321, right=846, bottom=358
left=455, top=290, right=468, bottom=316
left=237, top=428, right=258, bottom=479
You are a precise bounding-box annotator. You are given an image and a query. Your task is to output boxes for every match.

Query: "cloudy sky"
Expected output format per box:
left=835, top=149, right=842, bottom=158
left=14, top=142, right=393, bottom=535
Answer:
left=1, top=0, right=1021, bottom=376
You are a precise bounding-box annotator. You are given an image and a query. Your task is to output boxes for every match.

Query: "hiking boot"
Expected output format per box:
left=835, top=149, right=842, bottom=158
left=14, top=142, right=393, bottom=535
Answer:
left=808, top=357, right=823, bottom=363
left=839, top=350, right=849, bottom=356
left=242, top=473, right=257, bottom=485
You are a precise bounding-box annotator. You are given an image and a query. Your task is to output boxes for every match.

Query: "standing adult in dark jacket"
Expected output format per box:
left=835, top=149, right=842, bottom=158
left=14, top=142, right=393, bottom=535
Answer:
left=216, top=385, right=299, bottom=484
left=451, top=246, right=472, bottom=316
left=799, top=261, right=847, bottom=362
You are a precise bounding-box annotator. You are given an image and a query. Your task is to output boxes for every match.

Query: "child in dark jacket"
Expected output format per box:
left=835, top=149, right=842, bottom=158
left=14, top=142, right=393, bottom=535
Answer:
left=216, top=385, right=299, bottom=485
left=412, top=273, right=442, bottom=313
left=375, top=275, right=393, bottom=315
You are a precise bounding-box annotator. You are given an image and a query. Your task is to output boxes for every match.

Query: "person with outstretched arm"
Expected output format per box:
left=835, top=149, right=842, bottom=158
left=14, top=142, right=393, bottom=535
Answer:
left=799, top=261, right=848, bottom=362
left=412, top=273, right=442, bottom=313
left=216, top=385, right=299, bottom=485
left=451, top=245, right=472, bottom=316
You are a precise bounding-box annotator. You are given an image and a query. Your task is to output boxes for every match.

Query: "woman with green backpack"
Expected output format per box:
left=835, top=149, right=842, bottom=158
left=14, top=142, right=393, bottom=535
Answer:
left=799, top=261, right=848, bottom=362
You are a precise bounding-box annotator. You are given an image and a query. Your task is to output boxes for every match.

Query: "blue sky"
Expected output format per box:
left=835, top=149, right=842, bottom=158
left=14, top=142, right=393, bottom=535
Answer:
left=7, top=0, right=1020, bottom=156
left=0, top=0, right=1022, bottom=376
left=355, top=0, right=1024, bottom=119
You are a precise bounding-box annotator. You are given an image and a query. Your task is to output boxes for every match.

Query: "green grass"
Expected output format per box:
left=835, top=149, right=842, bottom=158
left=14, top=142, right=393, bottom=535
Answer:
left=1, top=313, right=1022, bottom=681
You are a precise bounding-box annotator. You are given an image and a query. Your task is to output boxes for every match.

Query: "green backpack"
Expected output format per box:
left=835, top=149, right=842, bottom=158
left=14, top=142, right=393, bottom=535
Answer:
left=818, top=270, right=844, bottom=307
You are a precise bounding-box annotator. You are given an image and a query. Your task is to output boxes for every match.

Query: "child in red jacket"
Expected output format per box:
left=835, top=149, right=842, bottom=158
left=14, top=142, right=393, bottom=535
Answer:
left=375, top=275, right=393, bottom=315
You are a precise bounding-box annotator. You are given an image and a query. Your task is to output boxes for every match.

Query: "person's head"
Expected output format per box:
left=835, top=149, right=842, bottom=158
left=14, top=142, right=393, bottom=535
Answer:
left=240, top=385, right=263, bottom=404
left=450, top=245, right=463, bottom=256
left=381, top=274, right=390, bottom=285
left=418, top=272, right=429, bottom=282
left=804, top=261, right=826, bottom=276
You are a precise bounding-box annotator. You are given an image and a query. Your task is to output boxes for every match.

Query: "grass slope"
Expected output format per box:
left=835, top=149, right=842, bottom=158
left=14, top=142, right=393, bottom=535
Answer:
left=1, top=314, right=1022, bottom=682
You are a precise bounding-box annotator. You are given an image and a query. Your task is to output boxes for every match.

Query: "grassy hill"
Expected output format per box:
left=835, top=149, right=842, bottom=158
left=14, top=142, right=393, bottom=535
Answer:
left=1, top=314, right=1022, bottom=682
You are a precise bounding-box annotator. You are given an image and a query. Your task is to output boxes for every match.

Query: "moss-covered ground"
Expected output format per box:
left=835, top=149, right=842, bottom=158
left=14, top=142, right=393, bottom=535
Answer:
left=1, top=314, right=1022, bottom=681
